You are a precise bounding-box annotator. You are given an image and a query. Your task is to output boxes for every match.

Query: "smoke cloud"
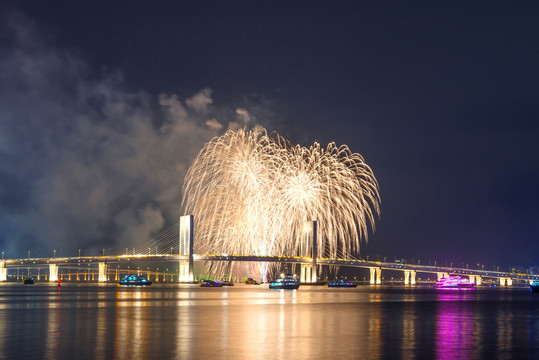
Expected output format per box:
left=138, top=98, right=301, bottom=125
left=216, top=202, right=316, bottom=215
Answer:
left=0, top=14, right=263, bottom=257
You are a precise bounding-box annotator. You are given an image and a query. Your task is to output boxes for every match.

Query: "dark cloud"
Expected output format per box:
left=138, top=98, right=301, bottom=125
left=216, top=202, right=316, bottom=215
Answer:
left=0, top=14, right=267, bottom=257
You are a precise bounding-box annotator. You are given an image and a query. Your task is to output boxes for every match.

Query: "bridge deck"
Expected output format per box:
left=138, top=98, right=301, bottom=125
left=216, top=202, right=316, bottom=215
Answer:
left=2, top=254, right=536, bottom=281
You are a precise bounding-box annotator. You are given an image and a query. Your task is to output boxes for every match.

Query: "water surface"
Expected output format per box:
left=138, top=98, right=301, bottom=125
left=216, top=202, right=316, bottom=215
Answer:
left=1, top=283, right=538, bottom=359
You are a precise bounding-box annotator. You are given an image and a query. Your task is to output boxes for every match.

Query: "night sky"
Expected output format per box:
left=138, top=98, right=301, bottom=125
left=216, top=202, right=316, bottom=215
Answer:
left=1, top=2, right=538, bottom=268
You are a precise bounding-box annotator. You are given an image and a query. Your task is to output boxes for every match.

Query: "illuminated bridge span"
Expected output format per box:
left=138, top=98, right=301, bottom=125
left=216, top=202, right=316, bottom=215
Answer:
left=0, top=215, right=535, bottom=286
left=0, top=254, right=535, bottom=286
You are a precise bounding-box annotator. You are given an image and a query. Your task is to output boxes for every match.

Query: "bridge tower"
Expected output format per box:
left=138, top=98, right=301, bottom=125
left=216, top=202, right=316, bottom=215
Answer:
left=179, top=215, right=194, bottom=282
left=300, top=221, right=317, bottom=283
left=0, top=261, right=6, bottom=282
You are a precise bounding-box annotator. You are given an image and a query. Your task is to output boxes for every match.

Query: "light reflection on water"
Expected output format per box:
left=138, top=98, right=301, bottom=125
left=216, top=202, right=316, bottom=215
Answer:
left=0, top=284, right=538, bottom=359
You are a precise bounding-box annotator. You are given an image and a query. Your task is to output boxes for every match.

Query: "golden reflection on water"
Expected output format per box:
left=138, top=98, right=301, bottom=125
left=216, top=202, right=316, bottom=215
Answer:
left=0, top=302, right=5, bottom=359
left=402, top=303, right=416, bottom=359
left=45, top=290, right=61, bottom=360
left=497, top=306, right=513, bottom=356
left=114, top=288, right=150, bottom=359
left=368, top=300, right=382, bottom=358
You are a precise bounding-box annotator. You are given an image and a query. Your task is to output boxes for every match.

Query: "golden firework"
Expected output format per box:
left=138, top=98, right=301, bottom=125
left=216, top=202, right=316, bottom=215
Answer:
left=182, top=128, right=380, bottom=276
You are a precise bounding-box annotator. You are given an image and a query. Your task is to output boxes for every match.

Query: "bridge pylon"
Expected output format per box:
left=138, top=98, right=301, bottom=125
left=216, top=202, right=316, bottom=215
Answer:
left=300, top=221, right=317, bottom=283
left=179, top=215, right=194, bottom=282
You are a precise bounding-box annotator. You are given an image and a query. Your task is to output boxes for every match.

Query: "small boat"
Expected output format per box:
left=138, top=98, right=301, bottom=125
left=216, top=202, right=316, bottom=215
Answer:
left=530, top=281, right=539, bottom=292
left=220, top=281, right=234, bottom=286
left=328, top=279, right=357, bottom=288
left=22, top=276, right=35, bottom=285
left=200, top=280, right=223, bottom=287
left=269, top=274, right=300, bottom=290
left=245, top=277, right=262, bottom=285
left=119, top=275, right=152, bottom=286
left=436, top=276, right=474, bottom=290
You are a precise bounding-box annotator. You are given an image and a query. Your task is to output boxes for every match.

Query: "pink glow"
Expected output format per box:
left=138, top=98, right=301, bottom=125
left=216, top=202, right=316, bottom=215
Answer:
left=436, top=276, right=475, bottom=290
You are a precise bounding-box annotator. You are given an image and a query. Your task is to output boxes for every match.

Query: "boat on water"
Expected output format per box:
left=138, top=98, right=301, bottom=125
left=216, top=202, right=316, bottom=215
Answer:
left=328, top=279, right=357, bottom=288
left=22, top=276, right=35, bottom=285
left=436, top=276, right=474, bottom=290
left=200, top=280, right=223, bottom=287
left=530, top=281, right=539, bottom=292
left=245, top=277, right=262, bottom=285
left=220, top=281, right=234, bottom=286
left=119, top=275, right=152, bottom=286
left=269, top=274, right=300, bottom=290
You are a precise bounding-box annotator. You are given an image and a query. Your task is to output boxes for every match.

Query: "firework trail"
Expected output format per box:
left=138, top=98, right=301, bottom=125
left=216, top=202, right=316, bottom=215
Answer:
left=182, top=129, right=380, bottom=277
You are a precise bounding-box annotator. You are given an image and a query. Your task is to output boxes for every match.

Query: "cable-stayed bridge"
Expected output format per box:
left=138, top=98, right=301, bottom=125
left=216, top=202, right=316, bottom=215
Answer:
left=1, top=216, right=536, bottom=286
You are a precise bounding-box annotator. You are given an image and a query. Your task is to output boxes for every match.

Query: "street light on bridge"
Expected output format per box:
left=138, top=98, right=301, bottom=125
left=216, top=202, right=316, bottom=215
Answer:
left=53, top=249, right=56, bottom=258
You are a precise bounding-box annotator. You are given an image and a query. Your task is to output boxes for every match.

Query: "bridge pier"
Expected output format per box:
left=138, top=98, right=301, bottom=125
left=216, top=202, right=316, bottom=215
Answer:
left=98, top=263, right=108, bottom=282
left=403, top=270, right=417, bottom=285
left=499, top=277, right=512, bottom=286
left=179, top=215, right=194, bottom=282
left=437, top=272, right=449, bottom=281
left=410, top=270, right=416, bottom=285
left=0, top=261, right=6, bottom=282
left=469, top=275, right=482, bottom=285
left=369, top=267, right=381, bottom=285
left=300, top=221, right=318, bottom=283
left=49, top=264, right=58, bottom=282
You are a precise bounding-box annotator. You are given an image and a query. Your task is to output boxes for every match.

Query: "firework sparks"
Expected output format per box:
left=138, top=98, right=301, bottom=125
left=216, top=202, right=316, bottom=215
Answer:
left=182, top=129, right=380, bottom=277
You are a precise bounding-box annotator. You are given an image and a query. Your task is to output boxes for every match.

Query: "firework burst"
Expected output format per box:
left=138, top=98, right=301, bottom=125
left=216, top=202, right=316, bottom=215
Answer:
left=182, top=128, right=380, bottom=277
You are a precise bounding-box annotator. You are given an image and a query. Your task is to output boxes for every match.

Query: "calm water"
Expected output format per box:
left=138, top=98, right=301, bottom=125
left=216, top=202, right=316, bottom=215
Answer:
left=1, top=283, right=539, bottom=359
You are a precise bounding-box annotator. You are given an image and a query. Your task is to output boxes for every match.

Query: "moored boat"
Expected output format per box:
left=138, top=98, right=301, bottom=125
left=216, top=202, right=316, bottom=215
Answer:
left=119, top=275, right=152, bottom=286
left=436, top=276, right=474, bottom=290
left=328, top=279, right=357, bottom=288
left=200, top=279, right=223, bottom=287
left=530, top=281, right=539, bottom=292
left=245, top=277, right=262, bottom=285
left=269, top=274, right=300, bottom=290
left=22, top=276, right=35, bottom=285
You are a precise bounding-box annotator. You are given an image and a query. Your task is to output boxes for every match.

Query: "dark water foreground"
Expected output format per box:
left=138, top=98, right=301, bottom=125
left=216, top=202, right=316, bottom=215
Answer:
left=0, top=283, right=538, bottom=360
